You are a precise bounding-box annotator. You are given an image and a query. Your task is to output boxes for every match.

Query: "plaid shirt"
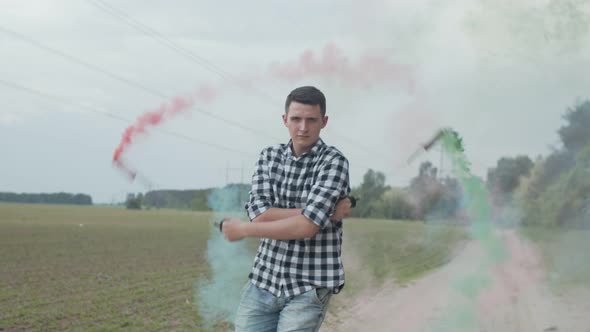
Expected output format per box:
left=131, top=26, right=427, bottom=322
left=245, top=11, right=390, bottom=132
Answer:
left=245, top=138, right=350, bottom=298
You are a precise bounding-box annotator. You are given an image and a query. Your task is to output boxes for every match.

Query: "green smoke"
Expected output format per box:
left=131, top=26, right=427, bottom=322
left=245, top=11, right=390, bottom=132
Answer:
left=430, top=129, right=507, bottom=331
left=194, top=186, right=252, bottom=330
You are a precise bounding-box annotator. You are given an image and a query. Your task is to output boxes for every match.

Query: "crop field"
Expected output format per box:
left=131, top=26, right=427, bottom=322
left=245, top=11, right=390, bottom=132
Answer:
left=0, top=203, right=465, bottom=331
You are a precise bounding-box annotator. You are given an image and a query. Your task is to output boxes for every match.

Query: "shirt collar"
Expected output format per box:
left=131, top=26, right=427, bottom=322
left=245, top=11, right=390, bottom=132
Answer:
left=283, top=138, right=325, bottom=159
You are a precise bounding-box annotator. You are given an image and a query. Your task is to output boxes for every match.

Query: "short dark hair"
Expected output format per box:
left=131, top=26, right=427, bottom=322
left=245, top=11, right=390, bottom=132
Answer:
left=284, top=86, right=326, bottom=116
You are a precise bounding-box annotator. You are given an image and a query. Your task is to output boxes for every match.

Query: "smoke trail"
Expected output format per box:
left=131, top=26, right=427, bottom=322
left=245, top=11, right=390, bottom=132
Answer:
left=195, top=186, right=252, bottom=330
left=108, top=42, right=417, bottom=223
left=112, top=85, right=218, bottom=181
left=112, top=44, right=413, bottom=181
left=429, top=130, right=508, bottom=331
left=113, top=95, right=194, bottom=163
left=268, top=43, right=415, bottom=92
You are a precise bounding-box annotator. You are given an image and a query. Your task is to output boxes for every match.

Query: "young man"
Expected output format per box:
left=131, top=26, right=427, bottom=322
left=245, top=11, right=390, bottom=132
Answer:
left=221, top=86, right=353, bottom=332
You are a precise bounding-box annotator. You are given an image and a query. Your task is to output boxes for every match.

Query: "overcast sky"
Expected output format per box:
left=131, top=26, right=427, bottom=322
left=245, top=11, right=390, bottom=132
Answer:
left=1, top=0, right=589, bottom=203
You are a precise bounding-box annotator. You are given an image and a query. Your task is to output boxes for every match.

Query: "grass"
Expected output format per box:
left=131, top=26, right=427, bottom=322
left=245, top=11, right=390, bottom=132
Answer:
left=522, top=226, right=590, bottom=289
left=0, top=203, right=466, bottom=331
left=343, top=219, right=466, bottom=290
left=0, top=203, right=214, bottom=331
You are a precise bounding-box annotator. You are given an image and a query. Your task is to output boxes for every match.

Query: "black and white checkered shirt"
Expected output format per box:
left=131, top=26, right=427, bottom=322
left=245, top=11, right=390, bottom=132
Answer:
left=245, top=138, right=351, bottom=298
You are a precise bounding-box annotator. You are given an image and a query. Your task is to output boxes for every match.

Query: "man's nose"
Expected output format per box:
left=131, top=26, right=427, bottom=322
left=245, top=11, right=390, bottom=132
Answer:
left=299, top=120, right=308, bottom=132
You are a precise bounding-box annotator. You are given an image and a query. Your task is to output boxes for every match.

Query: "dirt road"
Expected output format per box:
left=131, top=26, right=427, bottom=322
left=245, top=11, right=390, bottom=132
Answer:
left=323, top=230, right=590, bottom=332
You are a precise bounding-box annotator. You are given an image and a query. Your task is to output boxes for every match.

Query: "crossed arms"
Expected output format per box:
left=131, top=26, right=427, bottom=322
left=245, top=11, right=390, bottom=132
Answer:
left=221, top=199, right=353, bottom=241
left=221, top=149, right=352, bottom=241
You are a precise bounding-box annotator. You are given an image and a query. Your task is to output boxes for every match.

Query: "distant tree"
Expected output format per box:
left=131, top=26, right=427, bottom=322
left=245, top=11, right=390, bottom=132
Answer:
left=125, top=193, right=142, bottom=210
left=558, top=100, right=590, bottom=152
left=408, top=161, right=462, bottom=220
left=419, top=161, right=438, bottom=178
left=408, top=161, right=441, bottom=219
left=515, top=99, right=590, bottom=228
left=191, top=195, right=210, bottom=211
left=373, top=187, right=414, bottom=220
left=73, top=194, right=93, bottom=205
left=144, top=189, right=210, bottom=210
left=351, top=169, right=389, bottom=218
left=525, top=101, right=590, bottom=195
left=513, top=152, right=574, bottom=208
left=518, top=145, right=590, bottom=227
left=487, top=155, right=534, bottom=203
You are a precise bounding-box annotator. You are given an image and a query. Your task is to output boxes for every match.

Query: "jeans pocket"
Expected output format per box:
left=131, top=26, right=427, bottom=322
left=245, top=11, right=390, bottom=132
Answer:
left=312, top=288, right=332, bottom=305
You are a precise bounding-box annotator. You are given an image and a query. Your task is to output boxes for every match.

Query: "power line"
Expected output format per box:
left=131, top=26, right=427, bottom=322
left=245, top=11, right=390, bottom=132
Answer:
left=0, top=25, right=281, bottom=143
left=3, top=79, right=409, bottom=185
left=88, top=0, right=281, bottom=104
left=2, top=77, right=408, bottom=182
left=0, top=79, right=254, bottom=157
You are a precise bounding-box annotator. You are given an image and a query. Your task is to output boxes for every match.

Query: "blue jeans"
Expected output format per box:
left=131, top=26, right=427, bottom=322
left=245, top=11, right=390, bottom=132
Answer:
left=234, top=282, right=333, bottom=332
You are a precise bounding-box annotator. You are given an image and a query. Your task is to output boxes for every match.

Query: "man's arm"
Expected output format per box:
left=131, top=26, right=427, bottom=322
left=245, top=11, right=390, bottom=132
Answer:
left=254, top=198, right=353, bottom=223
left=253, top=208, right=303, bottom=222
left=228, top=197, right=353, bottom=240
left=222, top=215, right=319, bottom=241
left=301, top=155, right=350, bottom=229
left=245, top=148, right=274, bottom=220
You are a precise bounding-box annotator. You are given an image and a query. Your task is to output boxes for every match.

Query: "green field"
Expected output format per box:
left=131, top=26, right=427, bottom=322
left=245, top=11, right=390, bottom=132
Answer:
left=0, top=203, right=465, bottom=331
left=523, top=226, right=590, bottom=289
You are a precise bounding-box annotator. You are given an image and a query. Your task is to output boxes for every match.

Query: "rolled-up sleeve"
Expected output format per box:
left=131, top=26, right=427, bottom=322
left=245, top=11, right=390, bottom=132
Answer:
left=302, top=155, right=350, bottom=229
left=245, top=149, right=274, bottom=221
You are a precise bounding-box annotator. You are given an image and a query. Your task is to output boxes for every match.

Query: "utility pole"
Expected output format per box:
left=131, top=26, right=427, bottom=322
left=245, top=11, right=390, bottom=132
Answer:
left=225, top=161, right=229, bottom=186
left=241, top=161, right=246, bottom=204
left=439, top=146, right=444, bottom=179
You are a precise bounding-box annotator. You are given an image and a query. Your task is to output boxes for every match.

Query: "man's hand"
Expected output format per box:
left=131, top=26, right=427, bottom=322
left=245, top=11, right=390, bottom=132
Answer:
left=220, top=217, right=248, bottom=241
left=330, top=197, right=354, bottom=221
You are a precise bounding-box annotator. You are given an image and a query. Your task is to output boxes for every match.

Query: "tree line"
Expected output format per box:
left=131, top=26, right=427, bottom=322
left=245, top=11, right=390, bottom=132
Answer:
left=126, top=184, right=249, bottom=211
left=348, top=99, right=590, bottom=227
left=0, top=192, right=92, bottom=205
left=488, top=100, right=590, bottom=228
left=349, top=165, right=462, bottom=221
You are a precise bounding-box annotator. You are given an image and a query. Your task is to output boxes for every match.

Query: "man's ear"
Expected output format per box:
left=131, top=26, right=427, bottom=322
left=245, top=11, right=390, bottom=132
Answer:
left=321, top=115, right=329, bottom=128
left=282, top=113, right=288, bottom=126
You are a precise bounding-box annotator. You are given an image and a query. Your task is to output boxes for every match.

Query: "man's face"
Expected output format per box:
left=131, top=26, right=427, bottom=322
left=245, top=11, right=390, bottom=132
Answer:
left=283, top=101, right=328, bottom=154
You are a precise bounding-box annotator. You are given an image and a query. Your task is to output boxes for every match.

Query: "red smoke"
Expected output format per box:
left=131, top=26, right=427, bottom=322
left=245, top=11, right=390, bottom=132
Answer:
left=269, top=44, right=415, bottom=92
left=113, top=44, right=416, bottom=182
left=112, top=93, right=197, bottom=179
